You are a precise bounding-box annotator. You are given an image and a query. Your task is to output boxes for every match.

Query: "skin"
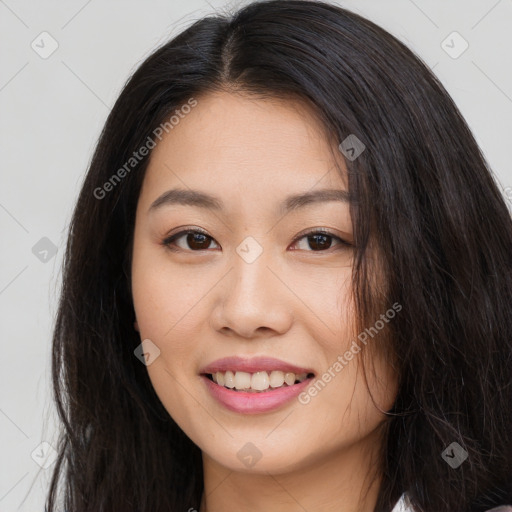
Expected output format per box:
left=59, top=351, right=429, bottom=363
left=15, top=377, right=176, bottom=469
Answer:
left=131, top=90, right=398, bottom=512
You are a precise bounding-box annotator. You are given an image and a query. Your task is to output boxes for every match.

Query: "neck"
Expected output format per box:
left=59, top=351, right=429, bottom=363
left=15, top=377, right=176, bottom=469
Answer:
left=199, top=434, right=383, bottom=512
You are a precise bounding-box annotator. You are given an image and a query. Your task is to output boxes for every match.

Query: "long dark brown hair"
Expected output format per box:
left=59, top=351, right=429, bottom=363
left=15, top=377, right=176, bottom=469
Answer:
left=45, top=1, right=512, bottom=511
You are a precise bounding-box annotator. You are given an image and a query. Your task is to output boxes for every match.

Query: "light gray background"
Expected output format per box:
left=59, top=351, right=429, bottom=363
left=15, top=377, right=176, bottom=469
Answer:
left=1, top=0, right=511, bottom=510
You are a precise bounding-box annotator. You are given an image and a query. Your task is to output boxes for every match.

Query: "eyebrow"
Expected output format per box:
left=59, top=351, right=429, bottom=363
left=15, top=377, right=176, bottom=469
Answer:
left=148, top=187, right=351, bottom=215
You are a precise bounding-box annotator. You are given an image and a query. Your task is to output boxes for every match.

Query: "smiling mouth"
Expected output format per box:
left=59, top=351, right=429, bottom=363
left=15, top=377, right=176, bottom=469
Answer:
left=203, top=370, right=315, bottom=393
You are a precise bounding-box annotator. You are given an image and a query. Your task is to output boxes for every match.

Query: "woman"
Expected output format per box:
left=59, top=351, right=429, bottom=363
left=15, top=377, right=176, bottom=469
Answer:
left=45, top=1, right=512, bottom=511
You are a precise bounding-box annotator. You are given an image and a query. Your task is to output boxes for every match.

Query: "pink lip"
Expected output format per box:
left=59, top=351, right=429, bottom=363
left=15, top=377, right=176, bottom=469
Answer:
left=200, top=356, right=314, bottom=375
left=199, top=356, right=315, bottom=414
left=201, top=374, right=314, bottom=414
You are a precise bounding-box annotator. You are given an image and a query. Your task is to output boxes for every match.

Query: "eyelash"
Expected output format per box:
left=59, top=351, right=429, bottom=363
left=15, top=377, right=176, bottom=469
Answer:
left=161, top=227, right=352, bottom=253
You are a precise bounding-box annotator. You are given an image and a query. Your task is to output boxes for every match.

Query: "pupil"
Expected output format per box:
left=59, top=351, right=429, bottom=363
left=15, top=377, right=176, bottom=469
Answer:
left=309, top=234, right=330, bottom=250
left=188, top=233, right=209, bottom=250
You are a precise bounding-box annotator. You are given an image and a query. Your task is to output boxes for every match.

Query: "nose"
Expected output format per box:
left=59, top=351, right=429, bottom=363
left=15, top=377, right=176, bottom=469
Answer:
left=209, top=242, right=294, bottom=340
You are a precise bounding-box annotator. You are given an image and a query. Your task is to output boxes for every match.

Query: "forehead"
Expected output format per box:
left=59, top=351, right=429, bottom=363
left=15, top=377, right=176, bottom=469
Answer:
left=140, top=91, right=348, bottom=210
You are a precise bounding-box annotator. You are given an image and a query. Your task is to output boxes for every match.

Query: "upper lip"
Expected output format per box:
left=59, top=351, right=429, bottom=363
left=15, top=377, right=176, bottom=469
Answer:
left=200, top=356, right=315, bottom=375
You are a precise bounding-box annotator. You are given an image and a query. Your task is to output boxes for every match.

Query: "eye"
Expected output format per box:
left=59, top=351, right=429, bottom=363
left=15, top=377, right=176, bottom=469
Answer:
left=161, top=227, right=352, bottom=253
left=289, top=228, right=352, bottom=252
left=162, top=228, right=220, bottom=252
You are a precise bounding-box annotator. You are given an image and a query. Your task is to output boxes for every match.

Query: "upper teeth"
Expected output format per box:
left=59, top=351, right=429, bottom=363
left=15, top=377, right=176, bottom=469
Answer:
left=210, top=370, right=309, bottom=391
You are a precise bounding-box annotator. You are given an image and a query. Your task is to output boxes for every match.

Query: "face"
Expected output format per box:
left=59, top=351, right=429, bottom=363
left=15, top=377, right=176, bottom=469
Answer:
left=131, top=90, right=397, bottom=476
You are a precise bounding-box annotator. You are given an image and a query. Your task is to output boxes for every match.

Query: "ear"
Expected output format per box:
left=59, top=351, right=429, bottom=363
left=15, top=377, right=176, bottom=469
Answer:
left=134, top=320, right=140, bottom=332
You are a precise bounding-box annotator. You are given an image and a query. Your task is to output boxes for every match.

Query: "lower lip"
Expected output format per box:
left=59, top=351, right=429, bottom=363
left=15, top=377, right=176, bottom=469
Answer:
left=201, top=375, right=314, bottom=414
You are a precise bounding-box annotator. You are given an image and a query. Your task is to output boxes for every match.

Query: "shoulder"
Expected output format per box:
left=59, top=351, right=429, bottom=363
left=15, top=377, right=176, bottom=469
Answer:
left=391, top=494, right=411, bottom=512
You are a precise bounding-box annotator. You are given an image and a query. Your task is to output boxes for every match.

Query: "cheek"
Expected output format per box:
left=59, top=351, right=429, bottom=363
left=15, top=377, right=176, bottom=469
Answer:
left=131, top=245, right=207, bottom=435
left=306, top=268, right=356, bottom=343
left=131, top=240, right=209, bottom=344
left=296, top=277, right=396, bottom=429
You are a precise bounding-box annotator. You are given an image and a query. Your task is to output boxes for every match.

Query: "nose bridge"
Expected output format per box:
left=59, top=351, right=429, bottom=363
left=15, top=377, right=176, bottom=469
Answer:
left=212, top=234, right=292, bottom=337
left=230, top=234, right=275, bottom=303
